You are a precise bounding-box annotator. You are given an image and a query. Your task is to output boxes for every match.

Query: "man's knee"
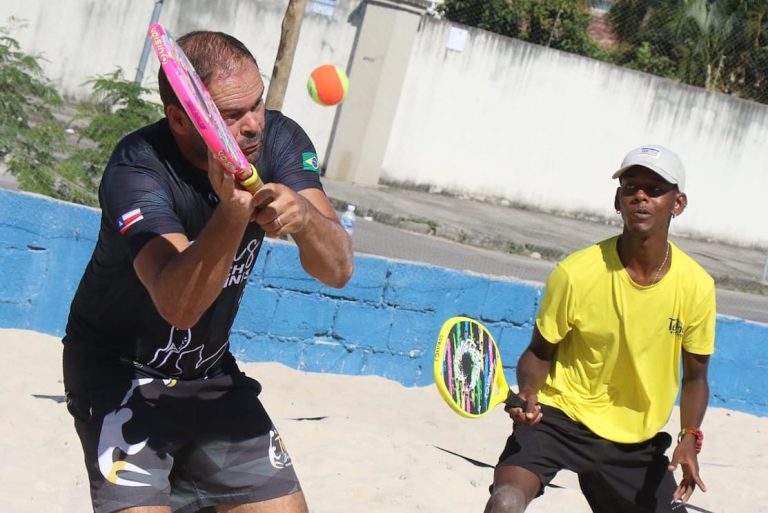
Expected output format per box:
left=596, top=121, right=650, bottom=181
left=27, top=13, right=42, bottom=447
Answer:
left=485, top=484, right=527, bottom=513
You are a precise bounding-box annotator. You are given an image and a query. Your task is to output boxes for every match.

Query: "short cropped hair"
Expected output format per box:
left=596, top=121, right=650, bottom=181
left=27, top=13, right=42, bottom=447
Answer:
left=158, top=30, right=259, bottom=110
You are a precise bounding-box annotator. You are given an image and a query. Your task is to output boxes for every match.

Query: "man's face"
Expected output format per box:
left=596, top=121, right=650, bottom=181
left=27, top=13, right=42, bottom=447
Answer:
left=615, top=166, right=683, bottom=235
left=206, top=59, right=266, bottom=165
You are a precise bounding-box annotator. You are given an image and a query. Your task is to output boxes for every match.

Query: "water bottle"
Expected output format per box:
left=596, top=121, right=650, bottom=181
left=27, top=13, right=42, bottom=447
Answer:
left=340, top=204, right=356, bottom=235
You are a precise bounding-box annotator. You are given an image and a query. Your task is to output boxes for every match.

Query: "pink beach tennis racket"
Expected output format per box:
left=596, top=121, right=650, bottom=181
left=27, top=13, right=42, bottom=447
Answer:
left=148, top=23, right=263, bottom=193
left=434, top=316, right=525, bottom=418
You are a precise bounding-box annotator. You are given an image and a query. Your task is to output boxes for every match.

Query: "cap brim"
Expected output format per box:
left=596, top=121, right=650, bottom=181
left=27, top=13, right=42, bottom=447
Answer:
left=611, top=165, right=631, bottom=180
left=612, top=163, right=679, bottom=186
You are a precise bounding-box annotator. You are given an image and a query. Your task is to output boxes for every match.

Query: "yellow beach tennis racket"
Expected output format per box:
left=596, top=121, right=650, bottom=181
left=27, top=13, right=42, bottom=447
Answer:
left=433, top=316, right=525, bottom=418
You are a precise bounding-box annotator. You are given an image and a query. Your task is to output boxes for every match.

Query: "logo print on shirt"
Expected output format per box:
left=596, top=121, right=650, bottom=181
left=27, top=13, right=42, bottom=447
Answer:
left=146, top=326, right=228, bottom=377
left=225, top=238, right=261, bottom=288
left=668, top=318, right=685, bottom=336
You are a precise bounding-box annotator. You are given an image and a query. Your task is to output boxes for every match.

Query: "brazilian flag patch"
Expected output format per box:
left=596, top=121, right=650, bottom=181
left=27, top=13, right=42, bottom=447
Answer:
left=302, top=152, right=320, bottom=173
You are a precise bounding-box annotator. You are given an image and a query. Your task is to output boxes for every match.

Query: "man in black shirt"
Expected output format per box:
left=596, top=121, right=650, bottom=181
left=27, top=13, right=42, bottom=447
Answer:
left=63, top=30, right=353, bottom=513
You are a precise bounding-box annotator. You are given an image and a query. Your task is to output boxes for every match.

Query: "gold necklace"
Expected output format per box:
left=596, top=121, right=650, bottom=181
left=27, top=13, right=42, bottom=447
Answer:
left=651, top=243, right=670, bottom=284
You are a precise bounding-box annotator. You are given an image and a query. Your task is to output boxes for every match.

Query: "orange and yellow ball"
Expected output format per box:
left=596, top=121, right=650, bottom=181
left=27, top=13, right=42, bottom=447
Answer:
left=307, top=64, right=349, bottom=106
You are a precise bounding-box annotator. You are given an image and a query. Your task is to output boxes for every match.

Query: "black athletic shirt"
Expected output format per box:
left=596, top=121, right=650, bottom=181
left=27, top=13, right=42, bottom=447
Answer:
left=63, top=110, right=322, bottom=387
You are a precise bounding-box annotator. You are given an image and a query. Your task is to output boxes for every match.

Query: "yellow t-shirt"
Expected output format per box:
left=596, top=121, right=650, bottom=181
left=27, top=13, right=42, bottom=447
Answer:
left=536, top=236, right=716, bottom=443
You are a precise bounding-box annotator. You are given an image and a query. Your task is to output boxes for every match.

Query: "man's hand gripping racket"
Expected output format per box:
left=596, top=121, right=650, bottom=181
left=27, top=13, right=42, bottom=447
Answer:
left=433, top=316, right=526, bottom=418
left=148, top=23, right=264, bottom=193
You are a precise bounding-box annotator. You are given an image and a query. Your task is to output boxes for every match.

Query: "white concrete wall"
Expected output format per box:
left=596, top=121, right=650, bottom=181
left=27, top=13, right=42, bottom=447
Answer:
left=2, top=3, right=766, bottom=246
left=0, top=0, right=359, bottom=163
left=386, top=19, right=768, bottom=246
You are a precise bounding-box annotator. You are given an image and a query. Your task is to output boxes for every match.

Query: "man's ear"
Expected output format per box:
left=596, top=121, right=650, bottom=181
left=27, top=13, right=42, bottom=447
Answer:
left=166, top=104, right=190, bottom=135
left=613, top=187, right=621, bottom=212
left=672, top=192, right=688, bottom=217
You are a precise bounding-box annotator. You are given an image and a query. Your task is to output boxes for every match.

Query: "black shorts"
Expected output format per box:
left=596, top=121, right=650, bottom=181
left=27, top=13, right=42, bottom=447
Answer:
left=65, top=372, right=300, bottom=513
left=497, top=404, right=686, bottom=513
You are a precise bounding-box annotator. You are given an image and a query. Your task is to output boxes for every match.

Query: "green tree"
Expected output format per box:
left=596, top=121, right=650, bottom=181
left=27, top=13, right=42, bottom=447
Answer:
left=622, top=41, right=677, bottom=77
left=438, top=0, right=525, bottom=38
left=0, top=20, right=163, bottom=206
left=0, top=19, right=66, bottom=196
left=730, top=0, right=768, bottom=102
left=521, top=0, right=603, bottom=57
left=610, top=0, right=768, bottom=103
left=68, top=70, right=163, bottom=188
left=439, top=0, right=606, bottom=59
left=673, top=0, right=742, bottom=91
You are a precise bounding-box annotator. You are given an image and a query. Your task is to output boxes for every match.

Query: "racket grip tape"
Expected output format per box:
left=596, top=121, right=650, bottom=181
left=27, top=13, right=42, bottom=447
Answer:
left=504, top=390, right=528, bottom=409
left=238, top=164, right=264, bottom=194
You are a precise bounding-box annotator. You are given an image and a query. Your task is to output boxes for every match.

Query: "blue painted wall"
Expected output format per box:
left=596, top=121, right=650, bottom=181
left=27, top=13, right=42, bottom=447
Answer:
left=1, top=189, right=765, bottom=416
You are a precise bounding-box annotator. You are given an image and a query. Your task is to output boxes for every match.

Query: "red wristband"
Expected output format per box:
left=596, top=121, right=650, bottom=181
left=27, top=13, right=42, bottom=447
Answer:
left=677, top=427, right=703, bottom=453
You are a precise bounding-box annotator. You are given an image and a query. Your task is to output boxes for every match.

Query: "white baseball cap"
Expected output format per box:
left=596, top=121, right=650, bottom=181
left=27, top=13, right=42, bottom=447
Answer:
left=612, top=144, right=686, bottom=192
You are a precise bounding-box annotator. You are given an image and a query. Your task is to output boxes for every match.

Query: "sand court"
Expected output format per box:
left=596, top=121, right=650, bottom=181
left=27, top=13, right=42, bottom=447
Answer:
left=1, top=329, right=764, bottom=513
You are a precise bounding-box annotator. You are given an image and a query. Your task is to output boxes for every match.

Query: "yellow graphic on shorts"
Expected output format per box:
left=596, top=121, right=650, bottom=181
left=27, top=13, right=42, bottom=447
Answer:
left=269, top=428, right=293, bottom=469
left=97, top=379, right=152, bottom=487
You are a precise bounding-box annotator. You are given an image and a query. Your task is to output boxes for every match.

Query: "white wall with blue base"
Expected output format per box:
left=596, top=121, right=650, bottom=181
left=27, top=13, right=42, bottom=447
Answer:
left=1, top=189, right=765, bottom=417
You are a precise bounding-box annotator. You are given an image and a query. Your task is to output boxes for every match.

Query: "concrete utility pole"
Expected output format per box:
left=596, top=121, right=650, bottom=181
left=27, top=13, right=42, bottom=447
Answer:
left=762, top=252, right=768, bottom=284
left=134, top=0, right=166, bottom=85
left=265, top=0, right=308, bottom=111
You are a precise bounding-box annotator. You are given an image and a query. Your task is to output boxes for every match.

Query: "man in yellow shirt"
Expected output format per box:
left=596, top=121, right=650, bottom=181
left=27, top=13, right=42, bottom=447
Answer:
left=485, top=145, right=715, bottom=513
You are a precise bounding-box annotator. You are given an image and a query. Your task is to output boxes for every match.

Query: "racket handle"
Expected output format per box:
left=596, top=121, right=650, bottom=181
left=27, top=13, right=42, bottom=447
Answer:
left=504, top=390, right=527, bottom=409
left=237, top=164, right=264, bottom=194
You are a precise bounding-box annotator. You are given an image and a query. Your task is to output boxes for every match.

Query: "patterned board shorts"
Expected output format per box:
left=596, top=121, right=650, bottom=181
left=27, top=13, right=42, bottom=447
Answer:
left=66, top=371, right=301, bottom=513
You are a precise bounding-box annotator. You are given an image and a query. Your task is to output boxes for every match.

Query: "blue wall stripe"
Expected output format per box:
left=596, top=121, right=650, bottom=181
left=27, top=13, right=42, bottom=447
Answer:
left=1, top=189, right=765, bottom=416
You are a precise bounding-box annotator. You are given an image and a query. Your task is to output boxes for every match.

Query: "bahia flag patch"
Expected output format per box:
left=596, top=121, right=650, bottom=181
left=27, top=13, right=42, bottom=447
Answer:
left=302, top=152, right=320, bottom=173
left=117, top=208, right=144, bottom=235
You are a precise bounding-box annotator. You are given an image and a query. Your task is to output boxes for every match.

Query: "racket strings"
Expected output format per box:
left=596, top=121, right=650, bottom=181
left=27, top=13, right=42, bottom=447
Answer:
left=449, top=324, right=496, bottom=414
